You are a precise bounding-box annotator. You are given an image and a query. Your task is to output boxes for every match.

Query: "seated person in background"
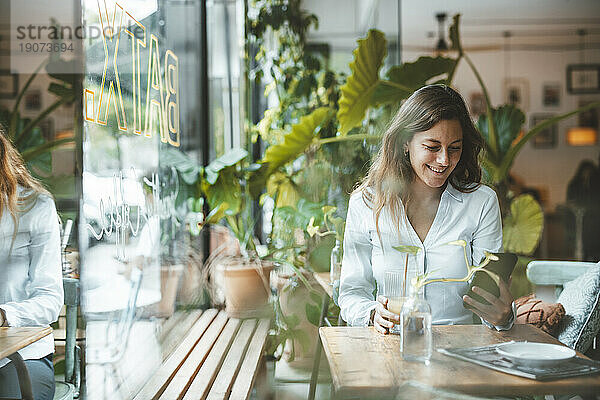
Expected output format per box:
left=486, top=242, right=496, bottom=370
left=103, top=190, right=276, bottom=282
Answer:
left=0, top=130, right=63, bottom=400
left=566, top=160, right=600, bottom=261
left=339, top=85, right=514, bottom=333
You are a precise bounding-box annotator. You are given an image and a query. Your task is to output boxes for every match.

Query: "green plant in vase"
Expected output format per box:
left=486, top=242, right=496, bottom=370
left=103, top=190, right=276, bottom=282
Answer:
left=395, top=242, right=501, bottom=364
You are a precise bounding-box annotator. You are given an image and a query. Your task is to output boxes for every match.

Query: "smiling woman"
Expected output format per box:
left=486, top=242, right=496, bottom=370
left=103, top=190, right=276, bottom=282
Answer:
left=338, top=84, right=515, bottom=334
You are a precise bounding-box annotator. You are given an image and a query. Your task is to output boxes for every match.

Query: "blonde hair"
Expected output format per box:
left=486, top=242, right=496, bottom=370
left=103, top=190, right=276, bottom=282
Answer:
left=0, top=126, right=51, bottom=235
left=355, top=84, right=484, bottom=243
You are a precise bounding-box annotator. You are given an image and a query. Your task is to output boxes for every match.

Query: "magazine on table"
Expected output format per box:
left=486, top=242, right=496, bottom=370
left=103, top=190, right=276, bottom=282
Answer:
left=438, top=342, right=600, bottom=381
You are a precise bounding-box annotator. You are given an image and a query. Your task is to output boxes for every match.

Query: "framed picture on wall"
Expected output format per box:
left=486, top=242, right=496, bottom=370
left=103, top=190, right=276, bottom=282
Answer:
left=0, top=70, right=18, bottom=99
left=542, top=83, right=560, bottom=107
left=39, top=118, right=55, bottom=141
left=469, top=92, right=486, bottom=117
left=503, top=78, right=529, bottom=112
left=24, top=90, right=42, bottom=111
left=531, top=114, right=557, bottom=149
left=567, top=64, right=600, bottom=94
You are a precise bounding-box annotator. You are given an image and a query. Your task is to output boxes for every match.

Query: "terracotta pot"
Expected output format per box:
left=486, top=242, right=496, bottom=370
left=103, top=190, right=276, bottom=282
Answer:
left=157, top=264, right=184, bottom=317
left=222, top=257, right=274, bottom=318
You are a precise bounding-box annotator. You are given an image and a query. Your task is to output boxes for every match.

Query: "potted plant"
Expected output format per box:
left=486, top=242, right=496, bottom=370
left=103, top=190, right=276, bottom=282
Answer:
left=193, top=148, right=276, bottom=318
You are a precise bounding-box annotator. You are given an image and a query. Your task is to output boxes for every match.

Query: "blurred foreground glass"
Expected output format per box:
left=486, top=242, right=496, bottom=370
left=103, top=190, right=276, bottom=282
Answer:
left=384, top=270, right=406, bottom=335
left=330, top=240, right=342, bottom=303
left=400, top=285, right=432, bottom=364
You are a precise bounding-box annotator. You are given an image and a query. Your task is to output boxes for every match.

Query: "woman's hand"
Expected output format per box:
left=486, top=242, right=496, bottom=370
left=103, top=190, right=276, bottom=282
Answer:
left=373, top=295, right=400, bottom=334
left=463, top=279, right=514, bottom=326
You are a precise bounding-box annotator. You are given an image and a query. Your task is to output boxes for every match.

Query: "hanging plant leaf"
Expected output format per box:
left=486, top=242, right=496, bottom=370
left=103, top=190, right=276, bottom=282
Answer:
left=308, top=233, right=336, bottom=272
left=477, top=105, right=525, bottom=163
left=502, top=194, right=544, bottom=255
left=498, top=101, right=600, bottom=182
left=249, top=107, right=332, bottom=197
left=204, top=148, right=248, bottom=185
left=48, top=82, right=75, bottom=102
left=372, top=56, right=457, bottom=106
left=266, top=172, right=301, bottom=208
left=305, top=302, right=321, bottom=327
left=201, top=165, right=242, bottom=216
left=337, top=29, right=387, bottom=135
left=263, top=107, right=331, bottom=175
left=160, top=147, right=201, bottom=185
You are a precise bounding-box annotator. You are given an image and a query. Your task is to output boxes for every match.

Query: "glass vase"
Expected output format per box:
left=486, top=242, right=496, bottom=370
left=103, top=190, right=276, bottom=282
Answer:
left=400, top=285, right=433, bottom=364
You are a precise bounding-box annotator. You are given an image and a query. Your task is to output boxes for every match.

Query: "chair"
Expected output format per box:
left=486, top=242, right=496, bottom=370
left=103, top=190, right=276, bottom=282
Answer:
left=526, top=260, right=600, bottom=356
left=54, top=278, right=81, bottom=400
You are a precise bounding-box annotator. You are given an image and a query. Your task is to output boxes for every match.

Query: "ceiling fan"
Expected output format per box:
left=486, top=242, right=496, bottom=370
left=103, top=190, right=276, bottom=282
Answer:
left=403, top=12, right=501, bottom=54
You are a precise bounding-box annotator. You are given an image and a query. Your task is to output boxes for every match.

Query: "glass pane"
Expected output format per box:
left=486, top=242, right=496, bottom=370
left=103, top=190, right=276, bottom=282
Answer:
left=80, top=0, right=203, bottom=398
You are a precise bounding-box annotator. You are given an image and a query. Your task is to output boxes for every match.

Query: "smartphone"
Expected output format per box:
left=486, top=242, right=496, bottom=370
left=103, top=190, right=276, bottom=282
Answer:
left=463, top=252, right=517, bottom=308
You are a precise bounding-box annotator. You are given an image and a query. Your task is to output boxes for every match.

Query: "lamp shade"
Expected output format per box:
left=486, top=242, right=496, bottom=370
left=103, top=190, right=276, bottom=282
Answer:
left=567, top=127, right=597, bottom=146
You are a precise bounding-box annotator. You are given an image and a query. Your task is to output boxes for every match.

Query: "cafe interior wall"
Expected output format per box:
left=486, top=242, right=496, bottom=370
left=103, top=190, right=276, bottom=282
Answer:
left=303, top=0, right=600, bottom=213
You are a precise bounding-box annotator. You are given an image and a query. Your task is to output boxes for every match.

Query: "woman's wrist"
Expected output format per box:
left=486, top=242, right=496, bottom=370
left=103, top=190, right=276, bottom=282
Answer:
left=0, top=308, right=6, bottom=326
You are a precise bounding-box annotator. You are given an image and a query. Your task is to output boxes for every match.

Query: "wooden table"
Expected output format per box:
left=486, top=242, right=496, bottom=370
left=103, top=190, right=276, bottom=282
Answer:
left=308, top=272, right=337, bottom=400
left=320, top=324, right=600, bottom=399
left=1, top=327, right=53, bottom=400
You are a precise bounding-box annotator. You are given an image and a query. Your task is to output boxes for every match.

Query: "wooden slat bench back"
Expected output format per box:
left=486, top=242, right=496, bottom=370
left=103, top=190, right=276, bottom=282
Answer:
left=133, top=309, right=270, bottom=400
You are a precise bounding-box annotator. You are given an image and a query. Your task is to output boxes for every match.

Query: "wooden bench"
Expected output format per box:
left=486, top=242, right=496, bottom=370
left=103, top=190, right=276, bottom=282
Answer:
left=133, top=308, right=270, bottom=400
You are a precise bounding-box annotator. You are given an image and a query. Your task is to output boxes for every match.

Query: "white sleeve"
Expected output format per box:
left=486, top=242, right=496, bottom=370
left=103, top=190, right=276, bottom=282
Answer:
left=471, top=189, right=503, bottom=264
left=1, top=196, right=64, bottom=327
left=471, top=188, right=510, bottom=330
left=338, top=194, right=378, bottom=326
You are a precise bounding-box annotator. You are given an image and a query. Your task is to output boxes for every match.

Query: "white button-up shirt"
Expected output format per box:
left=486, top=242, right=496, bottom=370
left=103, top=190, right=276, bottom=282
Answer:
left=0, top=191, right=63, bottom=368
left=339, top=184, right=502, bottom=327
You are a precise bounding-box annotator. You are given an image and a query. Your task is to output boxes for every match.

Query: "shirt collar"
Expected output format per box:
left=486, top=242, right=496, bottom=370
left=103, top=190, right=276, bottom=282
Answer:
left=444, top=184, right=464, bottom=202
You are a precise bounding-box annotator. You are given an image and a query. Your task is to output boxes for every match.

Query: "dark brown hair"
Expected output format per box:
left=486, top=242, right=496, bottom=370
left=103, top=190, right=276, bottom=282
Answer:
left=0, top=127, right=50, bottom=230
left=356, top=84, right=484, bottom=239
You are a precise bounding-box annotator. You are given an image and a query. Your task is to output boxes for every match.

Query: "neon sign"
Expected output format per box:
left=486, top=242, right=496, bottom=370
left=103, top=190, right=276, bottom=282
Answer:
left=84, top=1, right=180, bottom=147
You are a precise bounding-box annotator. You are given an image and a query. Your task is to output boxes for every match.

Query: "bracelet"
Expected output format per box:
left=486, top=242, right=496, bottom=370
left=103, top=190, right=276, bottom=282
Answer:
left=0, top=308, right=7, bottom=327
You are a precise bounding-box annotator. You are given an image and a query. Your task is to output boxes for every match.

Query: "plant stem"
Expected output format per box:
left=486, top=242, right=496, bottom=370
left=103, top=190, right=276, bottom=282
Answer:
left=463, top=53, right=498, bottom=158
left=499, top=101, right=600, bottom=179
left=379, top=79, right=412, bottom=93
left=20, top=137, right=74, bottom=162
left=10, top=59, right=48, bottom=139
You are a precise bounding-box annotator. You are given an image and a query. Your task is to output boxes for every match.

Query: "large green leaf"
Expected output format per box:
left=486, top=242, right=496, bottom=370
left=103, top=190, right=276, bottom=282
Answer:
left=477, top=105, right=525, bottom=164
left=160, top=147, right=201, bottom=185
left=305, top=302, right=321, bottom=327
left=337, top=29, right=387, bottom=135
left=249, top=107, right=331, bottom=197
left=201, top=149, right=247, bottom=216
left=308, top=233, right=336, bottom=272
left=266, top=172, right=301, bottom=208
left=372, top=56, right=457, bottom=106
left=502, top=194, right=544, bottom=255
left=263, top=107, right=331, bottom=175
left=274, top=198, right=325, bottom=228
left=204, top=148, right=248, bottom=185
left=201, top=165, right=242, bottom=217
